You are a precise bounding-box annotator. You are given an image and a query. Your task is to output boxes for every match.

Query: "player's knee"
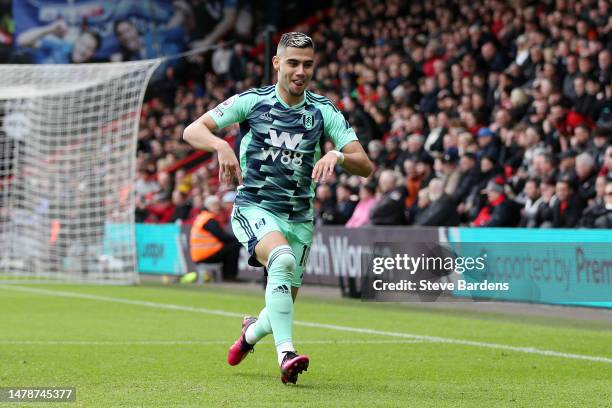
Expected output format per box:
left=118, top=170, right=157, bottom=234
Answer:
left=269, top=250, right=296, bottom=275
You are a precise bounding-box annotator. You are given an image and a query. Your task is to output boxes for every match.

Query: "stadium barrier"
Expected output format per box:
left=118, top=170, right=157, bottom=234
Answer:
left=128, top=224, right=611, bottom=308
left=135, top=224, right=186, bottom=275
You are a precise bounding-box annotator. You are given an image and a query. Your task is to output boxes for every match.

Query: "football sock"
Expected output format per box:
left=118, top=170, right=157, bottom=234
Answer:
left=276, top=341, right=295, bottom=366
left=245, top=307, right=272, bottom=345
left=264, top=245, right=296, bottom=364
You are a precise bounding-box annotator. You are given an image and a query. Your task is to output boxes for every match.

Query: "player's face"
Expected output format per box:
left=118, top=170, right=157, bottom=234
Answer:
left=274, top=47, right=315, bottom=97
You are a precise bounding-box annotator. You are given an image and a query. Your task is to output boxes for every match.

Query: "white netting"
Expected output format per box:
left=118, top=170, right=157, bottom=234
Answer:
left=0, top=60, right=161, bottom=284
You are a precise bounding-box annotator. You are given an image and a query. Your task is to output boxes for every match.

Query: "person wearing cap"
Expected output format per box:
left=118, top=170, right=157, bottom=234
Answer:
left=440, top=148, right=462, bottom=196
left=472, top=178, right=521, bottom=227
left=476, top=127, right=500, bottom=161
left=190, top=195, right=241, bottom=281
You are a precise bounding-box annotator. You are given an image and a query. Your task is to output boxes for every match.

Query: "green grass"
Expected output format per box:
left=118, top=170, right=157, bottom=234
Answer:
left=0, top=283, right=610, bottom=407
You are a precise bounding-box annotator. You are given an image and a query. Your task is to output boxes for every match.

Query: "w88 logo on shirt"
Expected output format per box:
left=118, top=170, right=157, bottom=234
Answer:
left=261, top=129, right=304, bottom=166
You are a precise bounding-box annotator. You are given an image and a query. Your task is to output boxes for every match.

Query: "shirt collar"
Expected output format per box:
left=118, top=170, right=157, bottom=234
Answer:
left=275, top=83, right=307, bottom=109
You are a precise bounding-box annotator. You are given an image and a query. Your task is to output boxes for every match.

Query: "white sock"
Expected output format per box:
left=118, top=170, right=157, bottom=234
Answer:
left=244, top=324, right=257, bottom=345
left=276, top=341, right=295, bottom=366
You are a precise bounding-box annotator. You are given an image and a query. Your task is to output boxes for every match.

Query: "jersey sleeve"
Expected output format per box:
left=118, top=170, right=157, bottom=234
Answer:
left=207, top=92, right=258, bottom=130
left=321, top=104, right=359, bottom=151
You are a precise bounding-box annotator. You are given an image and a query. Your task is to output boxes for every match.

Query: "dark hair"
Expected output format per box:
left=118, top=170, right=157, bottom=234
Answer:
left=277, top=32, right=314, bottom=53
left=362, top=182, right=376, bottom=195
left=526, top=176, right=541, bottom=186
left=113, top=19, right=133, bottom=36
left=337, top=183, right=351, bottom=192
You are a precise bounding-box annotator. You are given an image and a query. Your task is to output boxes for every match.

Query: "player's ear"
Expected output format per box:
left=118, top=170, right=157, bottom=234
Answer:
left=272, top=55, right=280, bottom=71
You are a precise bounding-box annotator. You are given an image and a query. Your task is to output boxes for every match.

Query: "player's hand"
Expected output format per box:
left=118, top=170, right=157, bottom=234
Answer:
left=217, top=143, right=242, bottom=185
left=312, top=151, right=339, bottom=183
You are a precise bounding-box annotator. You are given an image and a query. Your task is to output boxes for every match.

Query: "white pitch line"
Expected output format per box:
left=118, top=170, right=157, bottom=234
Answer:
left=0, top=339, right=424, bottom=346
left=2, top=285, right=611, bottom=364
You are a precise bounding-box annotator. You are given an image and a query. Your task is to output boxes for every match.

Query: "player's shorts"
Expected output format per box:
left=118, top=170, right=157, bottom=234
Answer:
left=231, top=204, right=313, bottom=287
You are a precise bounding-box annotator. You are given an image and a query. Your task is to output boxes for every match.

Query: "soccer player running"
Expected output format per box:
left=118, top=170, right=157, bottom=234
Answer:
left=183, top=32, right=373, bottom=384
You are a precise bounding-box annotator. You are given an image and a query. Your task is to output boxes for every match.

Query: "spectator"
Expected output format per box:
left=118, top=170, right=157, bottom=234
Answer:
left=402, top=158, right=420, bottom=208
left=333, top=183, right=358, bottom=225
left=17, top=21, right=101, bottom=64
left=452, top=152, right=480, bottom=204
left=190, top=195, right=241, bottom=281
left=346, top=183, right=376, bottom=228
left=551, top=176, right=585, bottom=228
left=220, top=190, right=237, bottom=227
left=531, top=152, right=558, bottom=181
left=315, top=184, right=337, bottom=225
left=575, top=152, right=598, bottom=203
left=126, top=0, right=611, bottom=230
left=519, top=177, right=544, bottom=228
left=592, top=179, right=612, bottom=228
left=472, top=179, right=521, bottom=227
left=415, top=152, right=435, bottom=189
left=580, top=175, right=609, bottom=227
left=155, top=171, right=174, bottom=203
left=599, top=145, right=612, bottom=177
left=414, top=178, right=459, bottom=226
left=557, top=149, right=577, bottom=177
left=170, top=190, right=192, bottom=222
left=370, top=170, right=405, bottom=225
left=440, top=149, right=462, bottom=196
left=476, top=127, right=500, bottom=162
left=111, top=9, right=188, bottom=62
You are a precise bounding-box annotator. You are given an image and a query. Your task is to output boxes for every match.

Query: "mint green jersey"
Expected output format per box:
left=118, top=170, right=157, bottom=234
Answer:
left=208, top=84, right=358, bottom=222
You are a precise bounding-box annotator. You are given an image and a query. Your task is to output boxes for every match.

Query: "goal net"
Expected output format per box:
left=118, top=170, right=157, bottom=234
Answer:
left=0, top=60, right=161, bottom=284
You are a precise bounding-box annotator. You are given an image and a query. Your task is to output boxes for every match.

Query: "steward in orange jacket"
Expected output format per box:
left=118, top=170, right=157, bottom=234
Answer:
left=190, top=196, right=241, bottom=281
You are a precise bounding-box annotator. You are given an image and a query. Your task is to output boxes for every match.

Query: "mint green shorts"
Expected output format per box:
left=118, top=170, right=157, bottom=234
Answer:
left=231, top=205, right=313, bottom=287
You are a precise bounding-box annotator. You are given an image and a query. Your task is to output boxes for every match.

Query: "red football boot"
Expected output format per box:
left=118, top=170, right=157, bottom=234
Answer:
left=280, top=351, right=309, bottom=384
left=227, top=316, right=257, bottom=366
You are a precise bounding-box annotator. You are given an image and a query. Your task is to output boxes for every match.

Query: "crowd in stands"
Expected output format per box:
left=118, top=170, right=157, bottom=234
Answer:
left=133, top=0, right=612, bottom=229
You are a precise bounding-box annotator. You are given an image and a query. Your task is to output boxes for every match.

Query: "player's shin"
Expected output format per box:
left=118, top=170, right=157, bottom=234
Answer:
left=264, top=245, right=297, bottom=365
left=245, top=307, right=272, bottom=344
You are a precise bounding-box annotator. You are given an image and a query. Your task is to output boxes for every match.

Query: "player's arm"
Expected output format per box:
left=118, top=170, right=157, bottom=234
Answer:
left=337, top=141, right=373, bottom=177
left=312, top=141, right=373, bottom=182
left=313, top=104, right=373, bottom=182
left=184, top=113, right=241, bottom=184
left=184, top=94, right=252, bottom=184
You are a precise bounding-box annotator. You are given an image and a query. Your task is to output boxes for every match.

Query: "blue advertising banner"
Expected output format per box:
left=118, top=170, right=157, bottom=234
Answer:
left=446, top=228, right=612, bottom=308
left=135, top=224, right=184, bottom=275
left=13, top=0, right=186, bottom=63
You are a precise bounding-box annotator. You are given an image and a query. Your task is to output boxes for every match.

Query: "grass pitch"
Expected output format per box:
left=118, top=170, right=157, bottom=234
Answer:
left=0, top=282, right=610, bottom=407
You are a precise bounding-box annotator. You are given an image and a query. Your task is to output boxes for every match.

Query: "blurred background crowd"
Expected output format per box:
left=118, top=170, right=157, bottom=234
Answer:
left=2, top=0, right=611, bottom=229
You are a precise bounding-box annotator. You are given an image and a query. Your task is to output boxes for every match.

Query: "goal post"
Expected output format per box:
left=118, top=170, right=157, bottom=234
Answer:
left=0, top=60, right=161, bottom=284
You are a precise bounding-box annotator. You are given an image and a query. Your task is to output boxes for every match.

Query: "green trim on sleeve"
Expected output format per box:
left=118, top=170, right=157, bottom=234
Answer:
left=207, top=92, right=259, bottom=130
left=320, top=103, right=359, bottom=151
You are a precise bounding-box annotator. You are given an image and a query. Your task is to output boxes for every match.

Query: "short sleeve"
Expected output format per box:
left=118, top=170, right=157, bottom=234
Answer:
left=321, top=103, right=358, bottom=151
left=207, top=93, right=258, bottom=130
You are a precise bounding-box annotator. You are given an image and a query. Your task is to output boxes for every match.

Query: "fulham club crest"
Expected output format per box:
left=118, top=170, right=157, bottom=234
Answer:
left=302, top=113, right=314, bottom=129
